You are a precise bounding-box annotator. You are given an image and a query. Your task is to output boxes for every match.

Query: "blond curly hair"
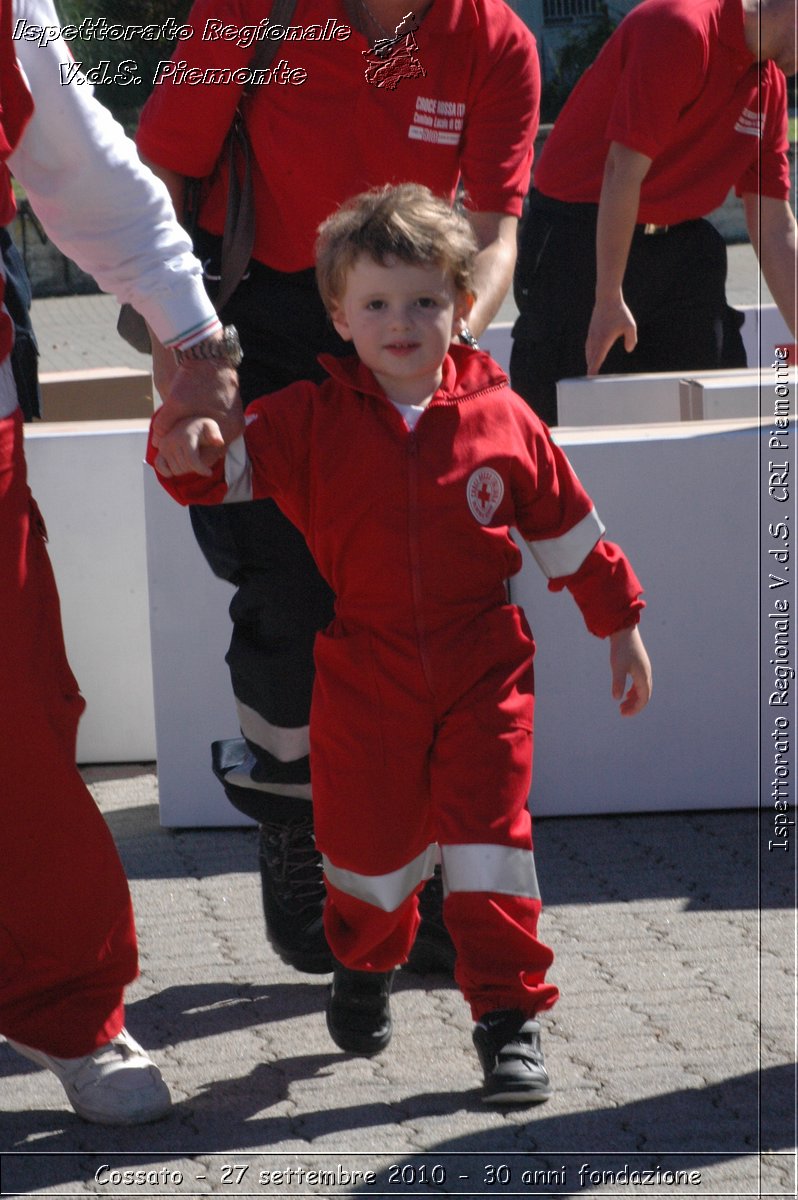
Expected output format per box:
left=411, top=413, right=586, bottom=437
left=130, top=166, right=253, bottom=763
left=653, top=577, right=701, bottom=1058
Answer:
left=315, top=183, right=477, bottom=311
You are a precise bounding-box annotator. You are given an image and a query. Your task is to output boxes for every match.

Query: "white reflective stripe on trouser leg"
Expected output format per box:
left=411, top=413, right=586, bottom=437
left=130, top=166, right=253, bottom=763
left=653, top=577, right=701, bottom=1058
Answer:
left=231, top=701, right=312, bottom=797
left=236, top=699, right=310, bottom=763
left=223, top=749, right=313, bottom=800
left=441, top=844, right=541, bottom=900
left=323, top=844, right=439, bottom=913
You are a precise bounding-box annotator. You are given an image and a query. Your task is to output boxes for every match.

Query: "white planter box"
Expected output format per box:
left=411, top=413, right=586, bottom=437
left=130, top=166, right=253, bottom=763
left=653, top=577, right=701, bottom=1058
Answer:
left=23, top=420, right=156, bottom=763
left=557, top=368, right=764, bottom=427
left=145, top=418, right=768, bottom=825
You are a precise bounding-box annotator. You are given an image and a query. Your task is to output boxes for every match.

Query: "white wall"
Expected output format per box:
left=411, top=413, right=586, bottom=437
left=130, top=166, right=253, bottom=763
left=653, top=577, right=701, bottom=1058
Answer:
left=144, top=418, right=767, bottom=826
left=23, top=420, right=156, bottom=763
left=513, top=420, right=762, bottom=816
left=24, top=302, right=789, bottom=822
left=143, top=470, right=241, bottom=826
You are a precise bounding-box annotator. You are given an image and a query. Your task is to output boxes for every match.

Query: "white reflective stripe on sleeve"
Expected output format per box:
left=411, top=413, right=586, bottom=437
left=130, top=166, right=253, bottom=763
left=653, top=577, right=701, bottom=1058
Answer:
left=441, top=844, right=541, bottom=900
left=236, top=699, right=309, bottom=762
left=525, top=506, right=605, bottom=579
left=223, top=750, right=312, bottom=800
left=223, top=435, right=253, bottom=503
left=323, top=844, right=438, bottom=913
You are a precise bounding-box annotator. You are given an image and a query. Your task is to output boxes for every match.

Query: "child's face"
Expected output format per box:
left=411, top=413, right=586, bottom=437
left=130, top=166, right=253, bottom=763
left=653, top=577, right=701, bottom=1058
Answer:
left=330, top=254, right=472, bottom=404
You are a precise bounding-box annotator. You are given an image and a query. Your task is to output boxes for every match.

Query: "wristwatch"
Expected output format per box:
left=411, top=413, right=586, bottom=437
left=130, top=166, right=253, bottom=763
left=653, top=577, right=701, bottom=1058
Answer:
left=457, top=325, right=479, bottom=350
left=174, top=324, right=243, bottom=368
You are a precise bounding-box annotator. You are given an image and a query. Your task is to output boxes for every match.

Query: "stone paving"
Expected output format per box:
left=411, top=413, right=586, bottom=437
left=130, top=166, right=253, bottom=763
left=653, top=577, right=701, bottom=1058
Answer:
left=0, top=767, right=793, bottom=1198
left=31, top=293, right=147, bottom=375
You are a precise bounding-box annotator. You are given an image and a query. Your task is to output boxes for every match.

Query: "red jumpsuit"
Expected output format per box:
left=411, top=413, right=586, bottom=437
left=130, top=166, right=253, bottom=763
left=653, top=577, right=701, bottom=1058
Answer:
left=0, top=415, right=138, bottom=1056
left=0, top=0, right=137, bottom=1056
left=153, top=348, right=644, bottom=1018
left=2, top=0, right=222, bottom=1058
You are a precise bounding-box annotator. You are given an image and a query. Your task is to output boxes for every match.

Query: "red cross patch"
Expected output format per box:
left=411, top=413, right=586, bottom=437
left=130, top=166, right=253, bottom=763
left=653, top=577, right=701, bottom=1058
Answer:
left=467, top=467, right=504, bottom=525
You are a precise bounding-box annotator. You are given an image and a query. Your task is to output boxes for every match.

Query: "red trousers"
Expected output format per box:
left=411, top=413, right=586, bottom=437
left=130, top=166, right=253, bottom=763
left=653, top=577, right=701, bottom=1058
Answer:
left=312, top=605, right=559, bottom=1020
left=0, top=412, right=138, bottom=1057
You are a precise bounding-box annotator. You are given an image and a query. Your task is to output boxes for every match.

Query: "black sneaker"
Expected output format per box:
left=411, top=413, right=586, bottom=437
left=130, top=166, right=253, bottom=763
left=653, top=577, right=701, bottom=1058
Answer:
left=258, top=818, right=334, bottom=975
left=404, top=867, right=456, bottom=976
left=326, top=964, right=395, bottom=1057
left=473, top=1008, right=551, bottom=1105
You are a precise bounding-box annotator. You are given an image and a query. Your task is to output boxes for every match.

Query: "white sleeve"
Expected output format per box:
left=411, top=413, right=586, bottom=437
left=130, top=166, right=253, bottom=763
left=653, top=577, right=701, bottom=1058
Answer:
left=6, top=0, right=219, bottom=348
left=223, top=433, right=253, bottom=503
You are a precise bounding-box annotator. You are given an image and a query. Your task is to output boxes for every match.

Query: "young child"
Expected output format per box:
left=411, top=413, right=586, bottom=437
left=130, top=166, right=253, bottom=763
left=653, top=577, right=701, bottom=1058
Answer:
left=150, top=183, right=652, bottom=1105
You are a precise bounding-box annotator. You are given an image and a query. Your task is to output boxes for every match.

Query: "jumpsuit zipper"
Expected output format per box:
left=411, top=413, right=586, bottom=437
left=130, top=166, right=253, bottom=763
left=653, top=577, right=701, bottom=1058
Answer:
left=394, top=383, right=506, bottom=698
left=405, top=427, right=436, bottom=696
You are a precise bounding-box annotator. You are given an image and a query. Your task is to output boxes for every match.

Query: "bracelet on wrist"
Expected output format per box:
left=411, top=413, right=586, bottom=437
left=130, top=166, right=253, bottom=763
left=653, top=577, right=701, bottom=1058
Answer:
left=174, top=324, right=242, bottom=368
left=457, top=325, right=479, bottom=350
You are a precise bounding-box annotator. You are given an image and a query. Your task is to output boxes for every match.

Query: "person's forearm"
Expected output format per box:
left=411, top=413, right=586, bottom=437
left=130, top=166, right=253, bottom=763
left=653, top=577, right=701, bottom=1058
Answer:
left=762, top=242, right=798, bottom=340
left=745, top=194, right=797, bottom=339
left=152, top=335, right=180, bottom=405
left=137, top=162, right=241, bottom=438
left=137, top=158, right=189, bottom=402
left=586, top=143, right=652, bottom=374
left=594, top=153, right=642, bottom=303
left=464, top=213, right=518, bottom=338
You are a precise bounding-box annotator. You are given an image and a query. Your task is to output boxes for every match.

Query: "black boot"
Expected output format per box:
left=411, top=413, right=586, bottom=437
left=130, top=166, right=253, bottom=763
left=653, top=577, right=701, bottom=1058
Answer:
left=326, top=964, right=395, bottom=1057
left=258, top=817, right=333, bottom=974
left=212, top=739, right=333, bottom=975
left=473, top=1008, right=551, bottom=1105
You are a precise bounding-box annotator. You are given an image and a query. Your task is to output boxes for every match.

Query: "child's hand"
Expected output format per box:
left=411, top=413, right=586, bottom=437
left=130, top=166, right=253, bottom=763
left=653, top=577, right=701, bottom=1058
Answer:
left=153, top=417, right=225, bottom=478
left=609, top=625, right=652, bottom=717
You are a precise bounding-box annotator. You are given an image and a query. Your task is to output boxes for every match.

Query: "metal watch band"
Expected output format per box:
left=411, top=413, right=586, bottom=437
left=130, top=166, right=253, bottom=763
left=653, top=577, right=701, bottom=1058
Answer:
left=174, top=324, right=242, bottom=368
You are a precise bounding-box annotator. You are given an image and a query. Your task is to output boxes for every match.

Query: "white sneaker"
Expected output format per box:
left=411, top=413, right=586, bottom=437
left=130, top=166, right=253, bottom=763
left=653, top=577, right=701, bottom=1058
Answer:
left=8, top=1028, right=172, bottom=1125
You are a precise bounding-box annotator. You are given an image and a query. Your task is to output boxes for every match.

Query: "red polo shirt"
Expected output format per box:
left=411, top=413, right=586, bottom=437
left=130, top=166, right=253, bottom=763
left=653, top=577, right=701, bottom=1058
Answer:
left=534, top=0, right=790, bottom=226
left=137, top=0, right=539, bottom=271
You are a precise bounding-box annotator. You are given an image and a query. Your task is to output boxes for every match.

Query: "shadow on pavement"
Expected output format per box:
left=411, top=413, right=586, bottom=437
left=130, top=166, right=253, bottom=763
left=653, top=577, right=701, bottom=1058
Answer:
left=0, top=1062, right=791, bottom=1194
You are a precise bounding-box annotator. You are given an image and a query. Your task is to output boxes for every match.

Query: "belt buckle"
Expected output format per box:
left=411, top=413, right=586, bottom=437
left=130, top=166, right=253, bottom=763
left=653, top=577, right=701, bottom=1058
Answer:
left=643, top=223, right=669, bottom=235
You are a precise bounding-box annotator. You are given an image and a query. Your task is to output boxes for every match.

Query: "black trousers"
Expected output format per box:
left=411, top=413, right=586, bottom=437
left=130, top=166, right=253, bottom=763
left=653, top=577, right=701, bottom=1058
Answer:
left=510, top=193, right=746, bottom=427
left=190, top=230, right=348, bottom=821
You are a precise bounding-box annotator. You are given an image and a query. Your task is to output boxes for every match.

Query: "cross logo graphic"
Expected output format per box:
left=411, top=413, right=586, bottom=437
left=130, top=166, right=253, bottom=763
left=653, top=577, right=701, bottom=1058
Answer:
left=467, top=467, right=504, bottom=525
left=363, top=10, right=426, bottom=90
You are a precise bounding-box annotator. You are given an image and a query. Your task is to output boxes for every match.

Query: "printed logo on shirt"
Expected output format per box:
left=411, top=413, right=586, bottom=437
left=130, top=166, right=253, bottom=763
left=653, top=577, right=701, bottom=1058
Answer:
left=467, top=467, right=504, bottom=525
left=363, top=11, right=426, bottom=90
left=409, top=96, right=465, bottom=145
left=734, top=106, right=764, bottom=139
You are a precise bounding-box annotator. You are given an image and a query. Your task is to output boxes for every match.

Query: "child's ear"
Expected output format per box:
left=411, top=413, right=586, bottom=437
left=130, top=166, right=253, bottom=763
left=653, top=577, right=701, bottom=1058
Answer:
left=329, top=304, right=353, bottom=343
left=453, top=290, right=475, bottom=332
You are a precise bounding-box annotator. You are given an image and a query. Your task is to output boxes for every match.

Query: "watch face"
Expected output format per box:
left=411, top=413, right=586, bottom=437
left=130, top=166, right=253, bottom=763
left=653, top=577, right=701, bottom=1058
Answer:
left=222, top=328, right=242, bottom=365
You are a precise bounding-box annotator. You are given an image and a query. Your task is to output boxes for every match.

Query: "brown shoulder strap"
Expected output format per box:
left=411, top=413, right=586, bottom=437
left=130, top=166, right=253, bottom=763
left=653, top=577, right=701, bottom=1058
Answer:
left=247, top=0, right=299, bottom=81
